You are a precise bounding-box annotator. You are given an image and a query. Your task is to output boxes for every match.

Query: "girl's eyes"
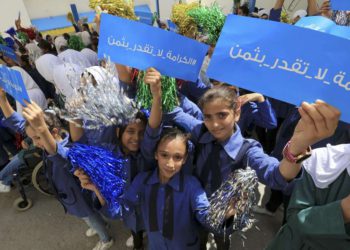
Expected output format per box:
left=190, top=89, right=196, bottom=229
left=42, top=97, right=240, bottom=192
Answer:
left=160, top=153, right=168, bottom=158
left=218, top=112, right=228, bottom=119
left=174, top=155, right=184, bottom=161
left=126, top=130, right=135, bottom=135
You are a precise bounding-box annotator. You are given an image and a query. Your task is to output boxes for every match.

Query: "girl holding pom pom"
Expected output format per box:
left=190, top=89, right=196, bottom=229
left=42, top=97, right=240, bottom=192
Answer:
left=71, top=68, right=162, bottom=249
left=0, top=88, right=113, bottom=250
left=75, top=68, right=237, bottom=249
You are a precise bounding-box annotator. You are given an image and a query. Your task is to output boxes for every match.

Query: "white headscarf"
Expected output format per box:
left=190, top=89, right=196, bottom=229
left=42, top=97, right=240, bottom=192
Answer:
left=25, top=42, right=42, bottom=64
left=80, top=31, right=92, bottom=47
left=35, top=54, right=63, bottom=83
left=303, top=143, right=350, bottom=189
left=11, top=66, right=48, bottom=114
left=84, top=66, right=119, bottom=86
left=54, top=36, right=68, bottom=54
left=53, top=63, right=84, bottom=98
left=58, top=49, right=92, bottom=69
left=80, top=48, right=98, bottom=66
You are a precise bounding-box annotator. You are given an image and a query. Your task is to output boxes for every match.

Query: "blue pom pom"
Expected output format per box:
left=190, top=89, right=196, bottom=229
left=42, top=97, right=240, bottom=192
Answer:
left=140, top=108, right=150, bottom=119
left=68, top=143, right=127, bottom=217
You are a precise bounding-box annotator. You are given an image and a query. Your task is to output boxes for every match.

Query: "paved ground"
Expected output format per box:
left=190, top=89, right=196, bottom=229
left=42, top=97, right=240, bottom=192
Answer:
left=0, top=181, right=283, bottom=250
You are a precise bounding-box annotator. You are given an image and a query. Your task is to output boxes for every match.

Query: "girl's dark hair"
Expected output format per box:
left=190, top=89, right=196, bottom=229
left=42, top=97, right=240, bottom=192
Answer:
left=118, top=111, right=148, bottom=138
left=156, top=126, right=191, bottom=155
left=24, top=110, right=67, bottom=135
left=198, top=85, right=238, bottom=110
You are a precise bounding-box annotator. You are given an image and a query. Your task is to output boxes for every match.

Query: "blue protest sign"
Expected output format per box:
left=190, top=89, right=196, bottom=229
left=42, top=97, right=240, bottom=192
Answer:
left=207, top=15, right=350, bottom=123
left=296, top=16, right=350, bottom=40
left=98, top=13, right=209, bottom=82
left=0, top=44, right=18, bottom=63
left=331, top=0, right=350, bottom=10
left=167, top=20, right=178, bottom=32
left=0, top=65, right=30, bottom=105
left=135, top=4, right=153, bottom=25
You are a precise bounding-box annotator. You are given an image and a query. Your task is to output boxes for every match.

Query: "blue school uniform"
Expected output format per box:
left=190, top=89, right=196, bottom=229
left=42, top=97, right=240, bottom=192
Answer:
left=165, top=108, right=295, bottom=196
left=124, top=169, right=212, bottom=250
left=93, top=124, right=162, bottom=233
left=177, top=77, right=210, bottom=104
left=81, top=122, right=118, bottom=147
left=238, top=98, right=277, bottom=133
left=2, top=112, right=95, bottom=218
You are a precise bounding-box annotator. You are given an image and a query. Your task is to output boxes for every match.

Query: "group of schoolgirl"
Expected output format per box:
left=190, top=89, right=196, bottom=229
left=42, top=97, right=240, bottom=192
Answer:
left=0, top=56, right=340, bottom=250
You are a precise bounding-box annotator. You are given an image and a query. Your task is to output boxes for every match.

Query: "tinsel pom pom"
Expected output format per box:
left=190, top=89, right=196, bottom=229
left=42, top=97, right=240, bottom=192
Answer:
left=89, top=0, right=138, bottom=20
left=207, top=167, right=258, bottom=233
left=17, top=32, right=29, bottom=44
left=136, top=70, right=178, bottom=112
left=68, top=35, right=85, bottom=51
left=187, top=3, right=226, bottom=45
left=68, top=143, right=127, bottom=216
left=60, top=62, right=139, bottom=129
left=170, top=2, right=199, bottom=38
left=6, top=27, right=16, bottom=37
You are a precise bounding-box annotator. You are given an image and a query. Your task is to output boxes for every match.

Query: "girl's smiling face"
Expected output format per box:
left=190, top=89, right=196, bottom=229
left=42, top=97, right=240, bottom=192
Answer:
left=203, top=99, right=240, bottom=142
left=121, top=120, right=146, bottom=154
left=155, top=137, right=187, bottom=184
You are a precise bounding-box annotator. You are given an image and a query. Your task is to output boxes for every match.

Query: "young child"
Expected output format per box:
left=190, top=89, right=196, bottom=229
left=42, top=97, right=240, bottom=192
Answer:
left=0, top=88, right=113, bottom=250
left=164, top=84, right=340, bottom=249
left=77, top=126, right=237, bottom=250
left=72, top=68, right=164, bottom=249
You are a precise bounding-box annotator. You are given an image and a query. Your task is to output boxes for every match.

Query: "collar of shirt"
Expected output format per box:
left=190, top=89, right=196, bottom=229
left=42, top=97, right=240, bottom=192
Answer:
left=145, top=169, right=183, bottom=192
left=198, top=124, right=244, bottom=161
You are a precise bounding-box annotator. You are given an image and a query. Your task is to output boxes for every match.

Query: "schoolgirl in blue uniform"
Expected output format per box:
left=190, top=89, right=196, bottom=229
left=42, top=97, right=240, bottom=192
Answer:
left=164, top=83, right=340, bottom=249
left=75, top=69, right=236, bottom=249
left=0, top=88, right=113, bottom=250
left=71, top=68, right=166, bottom=249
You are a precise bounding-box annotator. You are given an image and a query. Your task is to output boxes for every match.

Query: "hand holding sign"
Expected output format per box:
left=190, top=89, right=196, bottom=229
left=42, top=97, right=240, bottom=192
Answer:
left=320, top=0, right=332, bottom=18
left=143, top=68, right=162, bottom=99
left=289, top=100, right=340, bottom=155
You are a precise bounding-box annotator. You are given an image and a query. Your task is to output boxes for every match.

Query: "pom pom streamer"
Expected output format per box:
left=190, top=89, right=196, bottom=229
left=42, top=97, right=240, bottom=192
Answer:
left=89, top=0, right=138, bottom=20
left=136, top=71, right=178, bottom=112
left=68, top=143, right=127, bottom=216
left=171, top=2, right=199, bottom=38
left=60, top=60, right=139, bottom=129
left=207, top=167, right=258, bottom=233
left=68, top=35, right=85, bottom=51
left=187, top=3, right=226, bottom=45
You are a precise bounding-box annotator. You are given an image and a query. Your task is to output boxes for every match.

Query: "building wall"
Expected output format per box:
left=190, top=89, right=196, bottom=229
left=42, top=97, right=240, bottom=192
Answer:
left=0, top=0, right=31, bottom=32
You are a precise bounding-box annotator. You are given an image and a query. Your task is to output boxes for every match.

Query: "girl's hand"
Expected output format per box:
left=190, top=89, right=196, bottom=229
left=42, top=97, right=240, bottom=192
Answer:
left=289, top=100, right=340, bottom=155
left=320, top=0, right=332, bottom=18
left=238, top=93, right=265, bottom=106
left=0, top=87, right=7, bottom=102
left=225, top=199, right=237, bottom=219
left=144, top=68, right=162, bottom=99
left=74, top=169, right=98, bottom=192
left=22, top=101, right=48, bottom=134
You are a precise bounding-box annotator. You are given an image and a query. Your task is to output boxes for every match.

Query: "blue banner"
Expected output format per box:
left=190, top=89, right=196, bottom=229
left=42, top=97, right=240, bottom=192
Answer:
left=0, top=65, right=30, bottom=106
left=98, top=13, right=209, bottom=82
left=207, top=15, right=350, bottom=123
left=167, top=20, right=178, bottom=32
left=134, top=4, right=153, bottom=25
left=0, top=44, right=18, bottom=63
left=331, top=0, right=350, bottom=10
left=296, top=16, right=350, bottom=40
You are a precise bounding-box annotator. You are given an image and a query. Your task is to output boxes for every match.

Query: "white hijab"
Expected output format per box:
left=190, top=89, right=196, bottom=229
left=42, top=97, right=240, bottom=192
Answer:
left=80, top=31, right=92, bottom=47
left=303, top=143, right=350, bottom=189
left=25, top=42, right=42, bottom=64
left=58, top=49, right=92, bottom=69
left=35, top=54, right=63, bottom=84
left=84, top=66, right=119, bottom=86
left=54, top=36, right=68, bottom=54
left=53, top=63, right=84, bottom=98
left=81, top=48, right=98, bottom=66
left=11, top=66, right=47, bottom=114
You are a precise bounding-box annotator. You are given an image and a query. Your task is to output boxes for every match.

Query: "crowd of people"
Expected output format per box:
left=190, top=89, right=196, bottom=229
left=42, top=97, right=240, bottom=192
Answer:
left=0, top=0, right=349, bottom=250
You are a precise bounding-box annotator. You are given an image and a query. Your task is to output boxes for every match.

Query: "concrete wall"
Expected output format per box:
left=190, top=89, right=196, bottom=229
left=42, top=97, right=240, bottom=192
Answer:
left=0, top=0, right=32, bottom=32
